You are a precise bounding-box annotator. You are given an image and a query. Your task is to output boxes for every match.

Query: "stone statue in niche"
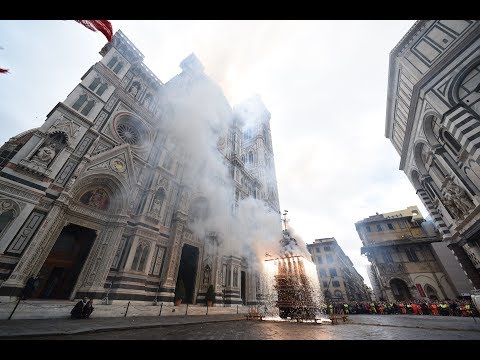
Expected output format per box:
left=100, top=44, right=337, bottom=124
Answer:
left=31, top=143, right=56, bottom=165
left=443, top=195, right=463, bottom=219
left=129, top=83, right=140, bottom=97
left=203, top=264, right=211, bottom=285
left=143, top=95, right=152, bottom=108
left=151, top=196, right=163, bottom=214
left=442, top=178, right=474, bottom=219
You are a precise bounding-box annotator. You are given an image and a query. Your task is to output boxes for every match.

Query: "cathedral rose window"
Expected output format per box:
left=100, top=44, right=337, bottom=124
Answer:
left=113, top=114, right=148, bottom=147
left=117, top=123, right=140, bottom=145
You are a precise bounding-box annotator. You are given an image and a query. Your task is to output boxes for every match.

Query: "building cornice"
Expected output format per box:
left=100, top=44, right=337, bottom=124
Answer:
left=397, top=21, right=480, bottom=169
left=361, top=236, right=440, bottom=249
left=385, top=20, right=429, bottom=139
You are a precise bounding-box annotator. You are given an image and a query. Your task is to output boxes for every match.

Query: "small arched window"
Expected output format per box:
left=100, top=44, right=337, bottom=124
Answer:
left=88, top=77, right=101, bottom=91
left=113, top=62, right=123, bottom=74
left=72, top=94, right=87, bottom=111
left=96, top=83, right=108, bottom=96
left=131, top=242, right=150, bottom=272
left=248, top=151, right=254, bottom=164
left=424, top=284, right=438, bottom=301
left=107, top=56, right=118, bottom=69
left=81, top=100, right=95, bottom=116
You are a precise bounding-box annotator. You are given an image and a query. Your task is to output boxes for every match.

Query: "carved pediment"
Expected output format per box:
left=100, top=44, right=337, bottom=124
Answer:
left=92, top=141, right=113, bottom=156
left=85, top=144, right=138, bottom=187
left=49, top=115, right=81, bottom=143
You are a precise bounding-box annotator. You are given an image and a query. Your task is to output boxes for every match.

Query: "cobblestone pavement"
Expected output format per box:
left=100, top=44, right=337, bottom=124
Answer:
left=8, top=314, right=480, bottom=340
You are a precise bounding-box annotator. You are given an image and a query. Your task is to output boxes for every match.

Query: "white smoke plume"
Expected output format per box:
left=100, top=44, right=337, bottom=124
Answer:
left=159, top=59, right=284, bottom=266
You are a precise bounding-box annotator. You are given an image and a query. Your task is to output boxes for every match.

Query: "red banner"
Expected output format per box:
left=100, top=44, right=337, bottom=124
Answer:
left=416, top=283, right=426, bottom=297
left=75, top=20, right=113, bottom=42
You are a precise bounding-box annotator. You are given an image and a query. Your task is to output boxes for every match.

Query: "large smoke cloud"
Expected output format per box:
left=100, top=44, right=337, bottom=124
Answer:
left=159, top=63, right=284, bottom=266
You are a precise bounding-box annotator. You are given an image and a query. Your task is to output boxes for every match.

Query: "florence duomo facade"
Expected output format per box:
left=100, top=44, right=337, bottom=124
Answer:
left=0, top=30, right=281, bottom=305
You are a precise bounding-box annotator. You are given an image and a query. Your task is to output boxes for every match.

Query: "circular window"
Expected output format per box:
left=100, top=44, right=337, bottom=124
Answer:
left=117, top=123, right=140, bottom=145
left=114, top=113, right=148, bottom=147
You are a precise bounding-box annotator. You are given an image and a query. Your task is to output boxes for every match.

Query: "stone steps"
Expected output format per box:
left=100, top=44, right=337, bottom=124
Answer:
left=0, top=300, right=248, bottom=320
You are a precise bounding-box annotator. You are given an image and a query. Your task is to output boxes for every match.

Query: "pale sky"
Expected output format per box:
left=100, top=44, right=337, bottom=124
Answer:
left=0, top=20, right=428, bottom=288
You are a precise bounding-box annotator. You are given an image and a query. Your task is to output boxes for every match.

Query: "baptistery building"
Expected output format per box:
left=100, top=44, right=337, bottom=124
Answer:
left=385, top=20, right=480, bottom=288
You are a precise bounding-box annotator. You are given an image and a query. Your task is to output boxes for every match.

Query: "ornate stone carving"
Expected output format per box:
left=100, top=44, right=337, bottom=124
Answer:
left=203, top=264, right=211, bottom=284
left=54, top=159, right=78, bottom=186
left=179, top=191, right=190, bottom=212
left=158, top=177, right=169, bottom=190
left=151, top=246, right=164, bottom=276
left=14, top=206, right=65, bottom=282
left=64, top=175, right=77, bottom=192
left=32, top=144, right=56, bottom=164
left=49, top=116, right=80, bottom=143
left=37, top=198, right=53, bottom=211
left=166, top=223, right=184, bottom=281
left=91, top=142, right=113, bottom=156
left=18, top=158, right=52, bottom=177
left=134, top=228, right=157, bottom=240
left=441, top=177, right=475, bottom=219
left=0, top=198, right=22, bottom=215
left=0, top=183, right=42, bottom=202
left=137, top=239, right=150, bottom=248
left=70, top=204, right=109, bottom=221
left=110, top=158, right=127, bottom=173
left=74, top=135, right=94, bottom=157
left=6, top=211, right=45, bottom=255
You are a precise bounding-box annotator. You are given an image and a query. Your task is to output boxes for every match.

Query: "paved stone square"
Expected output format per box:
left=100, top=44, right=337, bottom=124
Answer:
left=12, top=314, right=480, bottom=340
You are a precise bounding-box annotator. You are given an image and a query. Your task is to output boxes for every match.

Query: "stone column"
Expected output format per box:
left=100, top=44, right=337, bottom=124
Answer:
left=1, top=202, right=68, bottom=290
left=163, top=211, right=187, bottom=290
left=75, top=219, right=127, bottom=296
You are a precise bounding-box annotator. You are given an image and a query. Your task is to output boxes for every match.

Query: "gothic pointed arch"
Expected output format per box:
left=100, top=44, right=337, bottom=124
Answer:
left=71, top=173, right=130, bottom=213
left=131, top=240, right=151, bottom=272
left=150, top=187, right=166, bottom=216
left=424, top=283, right=439, bottom=301
left=389, top=278, right=413, bottom=301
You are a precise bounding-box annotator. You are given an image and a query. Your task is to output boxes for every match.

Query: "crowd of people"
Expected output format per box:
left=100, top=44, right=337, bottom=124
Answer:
left=323, top=299, right=479, bottom=317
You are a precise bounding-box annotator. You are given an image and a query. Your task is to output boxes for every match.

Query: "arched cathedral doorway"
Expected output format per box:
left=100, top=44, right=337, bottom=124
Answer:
left=176, top=244, right=199, bottom=304
left=33, top=224, right=96, bottom=299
